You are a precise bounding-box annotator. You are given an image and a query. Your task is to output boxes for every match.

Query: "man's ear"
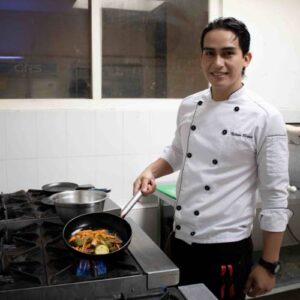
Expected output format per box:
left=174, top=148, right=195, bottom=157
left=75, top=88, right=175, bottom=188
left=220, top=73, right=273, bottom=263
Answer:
left=244, top=52, right=252, bottom=67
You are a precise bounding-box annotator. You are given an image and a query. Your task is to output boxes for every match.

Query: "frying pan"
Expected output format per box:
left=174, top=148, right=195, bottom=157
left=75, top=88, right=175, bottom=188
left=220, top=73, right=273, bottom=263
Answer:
left=42, top=182, right=80, bottom=193
left=42, top=182, right=111, bottom=194
left=41, top=182, right=110, bottom=206
left=62, top=191, right=143, bottom=259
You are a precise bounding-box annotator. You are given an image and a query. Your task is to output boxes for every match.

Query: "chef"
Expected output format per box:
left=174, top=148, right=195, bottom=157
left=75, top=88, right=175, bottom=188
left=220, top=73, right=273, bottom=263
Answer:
left=133, top=17, right=292, bottom=299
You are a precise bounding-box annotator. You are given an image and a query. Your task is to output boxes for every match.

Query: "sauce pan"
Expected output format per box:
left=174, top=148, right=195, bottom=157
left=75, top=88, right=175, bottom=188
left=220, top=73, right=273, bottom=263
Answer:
left=50, top=190, right=108, bottom=222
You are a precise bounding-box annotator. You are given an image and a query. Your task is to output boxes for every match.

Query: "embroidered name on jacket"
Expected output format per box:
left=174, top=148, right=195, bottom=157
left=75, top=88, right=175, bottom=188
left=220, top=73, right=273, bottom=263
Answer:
left=230, top=131, right=253, bottom=139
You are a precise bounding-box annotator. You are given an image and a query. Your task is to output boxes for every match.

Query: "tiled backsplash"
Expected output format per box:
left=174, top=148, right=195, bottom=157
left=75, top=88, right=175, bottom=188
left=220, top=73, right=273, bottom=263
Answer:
left=0, top=104, right=180, bottom=206
left=1, top=104, right=299, bottom=207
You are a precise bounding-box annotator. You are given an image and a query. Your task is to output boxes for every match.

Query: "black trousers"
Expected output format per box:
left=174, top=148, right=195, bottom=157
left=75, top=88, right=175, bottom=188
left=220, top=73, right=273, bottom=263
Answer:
left=169, top=234, right=253, bottom=300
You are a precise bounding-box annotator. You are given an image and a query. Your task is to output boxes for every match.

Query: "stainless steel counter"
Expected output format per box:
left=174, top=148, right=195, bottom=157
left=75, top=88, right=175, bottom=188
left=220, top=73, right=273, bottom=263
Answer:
left=127, top=217, right=179, bottom=289
left=179, top=284, right=217, bottom=300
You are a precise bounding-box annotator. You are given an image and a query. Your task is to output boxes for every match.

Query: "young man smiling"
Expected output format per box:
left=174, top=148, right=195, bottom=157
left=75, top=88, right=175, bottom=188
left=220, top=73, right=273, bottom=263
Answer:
left=200, top=26, right=251, bottom=100
left=133, top=17, right=291, bottom=300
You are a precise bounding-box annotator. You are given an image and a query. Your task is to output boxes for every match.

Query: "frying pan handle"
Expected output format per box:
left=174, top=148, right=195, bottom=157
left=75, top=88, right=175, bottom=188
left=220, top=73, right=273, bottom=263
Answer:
left=120, top=191, right=143, bottom=218
left=92, top=188, right=111, bottom=193
left=77, top=185, right=111, bottom=193
left=77, top=184, right=95, bottom=190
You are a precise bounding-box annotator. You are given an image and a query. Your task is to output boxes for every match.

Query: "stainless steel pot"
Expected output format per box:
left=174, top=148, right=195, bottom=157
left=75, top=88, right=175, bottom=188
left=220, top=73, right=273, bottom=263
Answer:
left=50, top=190, right=107, bottom=222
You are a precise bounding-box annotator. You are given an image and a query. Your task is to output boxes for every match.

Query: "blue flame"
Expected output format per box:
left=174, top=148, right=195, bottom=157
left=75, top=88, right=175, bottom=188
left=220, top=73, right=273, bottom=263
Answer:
left=76, top=259, right=90, bottom=277
left=76, top=259, right=107, bottom=277
left=94, top=260, right=107, bottom=276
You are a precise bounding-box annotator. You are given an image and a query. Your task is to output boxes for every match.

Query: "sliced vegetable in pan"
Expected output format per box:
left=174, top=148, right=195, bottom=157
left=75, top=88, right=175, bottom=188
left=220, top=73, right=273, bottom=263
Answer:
left=68, top=229, right=123, bottom=254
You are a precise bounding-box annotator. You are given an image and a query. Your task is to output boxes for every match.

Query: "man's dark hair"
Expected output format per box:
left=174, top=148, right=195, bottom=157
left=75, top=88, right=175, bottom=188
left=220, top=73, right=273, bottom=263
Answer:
left=200, top=17, right=251, bottom=55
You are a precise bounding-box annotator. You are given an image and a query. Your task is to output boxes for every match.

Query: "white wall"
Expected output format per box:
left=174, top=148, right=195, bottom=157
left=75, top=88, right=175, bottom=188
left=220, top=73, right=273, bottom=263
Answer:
left=0, top=101, right=180, bottom=208
left=222, top=0, right=300, bottom=115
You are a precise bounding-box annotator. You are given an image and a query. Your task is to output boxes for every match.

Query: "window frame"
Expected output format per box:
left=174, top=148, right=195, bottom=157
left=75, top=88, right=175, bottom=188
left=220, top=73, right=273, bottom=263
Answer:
left=91, top=0, right=101, bottom=100
left=0, top=0, right=219, bottom=103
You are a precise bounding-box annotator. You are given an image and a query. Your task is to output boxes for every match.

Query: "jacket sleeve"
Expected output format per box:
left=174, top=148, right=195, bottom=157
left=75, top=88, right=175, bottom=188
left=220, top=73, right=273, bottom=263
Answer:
left=256, top=110, right=293, bottom=232
left=160, top=103, right=185, bottom=172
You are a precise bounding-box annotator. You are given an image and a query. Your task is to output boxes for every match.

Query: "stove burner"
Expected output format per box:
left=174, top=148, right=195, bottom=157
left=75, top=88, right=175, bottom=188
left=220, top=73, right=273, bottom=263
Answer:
left=3, top=191, right=29, bottom=204
left=76, top=259, right=107, bottom=277
left=0, top=190, right=57, bottom=221
left=0, top=220, right=143, bottom=292
left=10, top=261, right=43, bottom=284
left=0, top=275, right=14, bottom=285
left=46, top=249, right=141, bottom=285
left=0, top=191, right=180, bottom=300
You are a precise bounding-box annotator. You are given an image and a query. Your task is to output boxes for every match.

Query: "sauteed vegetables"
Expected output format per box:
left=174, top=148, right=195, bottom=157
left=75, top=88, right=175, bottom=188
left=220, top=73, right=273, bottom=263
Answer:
left=68, top=229, right=123, bottom=254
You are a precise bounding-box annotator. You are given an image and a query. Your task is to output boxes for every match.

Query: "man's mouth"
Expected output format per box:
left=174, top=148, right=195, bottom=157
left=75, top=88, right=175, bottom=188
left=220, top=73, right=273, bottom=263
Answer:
left=210, top=72, right=228, bottom=77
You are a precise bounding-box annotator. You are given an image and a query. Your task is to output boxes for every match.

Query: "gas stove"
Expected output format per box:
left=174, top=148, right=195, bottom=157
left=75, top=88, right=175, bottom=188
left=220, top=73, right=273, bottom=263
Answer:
left=0, top=190, right=181, bottom=300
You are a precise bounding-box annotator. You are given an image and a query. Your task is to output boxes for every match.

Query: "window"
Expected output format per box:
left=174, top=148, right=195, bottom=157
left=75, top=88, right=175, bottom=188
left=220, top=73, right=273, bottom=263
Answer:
left=101, top=0, right=208, bottom=98
left=0, top=0, right=209, bottom=100
left=0, top=0, right=91, bottom=99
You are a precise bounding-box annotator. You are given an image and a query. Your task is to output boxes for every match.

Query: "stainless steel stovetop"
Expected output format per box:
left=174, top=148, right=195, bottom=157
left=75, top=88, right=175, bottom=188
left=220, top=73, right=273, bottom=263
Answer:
left=0, top=190, right=180, bottom=300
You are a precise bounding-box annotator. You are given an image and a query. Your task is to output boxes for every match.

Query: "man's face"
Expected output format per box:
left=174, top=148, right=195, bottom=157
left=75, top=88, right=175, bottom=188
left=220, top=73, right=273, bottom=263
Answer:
left=200, top=29, right=251, bottom=100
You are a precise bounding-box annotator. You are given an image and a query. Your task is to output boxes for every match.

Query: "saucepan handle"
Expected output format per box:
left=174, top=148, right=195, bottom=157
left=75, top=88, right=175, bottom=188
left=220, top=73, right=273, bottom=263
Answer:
left=120, top=191, right=143, bottom=218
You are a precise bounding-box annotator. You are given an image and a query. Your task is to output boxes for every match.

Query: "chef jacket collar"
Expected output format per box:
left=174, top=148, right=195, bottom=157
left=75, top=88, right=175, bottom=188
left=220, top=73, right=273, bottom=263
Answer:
left=194, top=84, right=246, bottom=103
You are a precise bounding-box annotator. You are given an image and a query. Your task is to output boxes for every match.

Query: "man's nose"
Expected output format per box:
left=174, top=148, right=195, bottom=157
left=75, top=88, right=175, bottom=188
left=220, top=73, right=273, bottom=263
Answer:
left=213, top=55, right=224, bottom=66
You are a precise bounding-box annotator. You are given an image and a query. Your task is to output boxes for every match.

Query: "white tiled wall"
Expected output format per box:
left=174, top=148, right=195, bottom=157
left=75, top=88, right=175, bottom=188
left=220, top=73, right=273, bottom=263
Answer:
left=37, top=111, right=67, bottom=158
left=0, top=102, right=180, bottom=208
left=37, top=158, right=67, bottom=186
left=95, top=110, right=123, bottom=155
left=6, top=159, right=38, bottom=191
left=6, top=111, right=37, bottom=159
left=95, top=155, right=124, bottom=200
left=0, top=160, right=6, bottom=191
left=66, top=111, right=96, bottom=157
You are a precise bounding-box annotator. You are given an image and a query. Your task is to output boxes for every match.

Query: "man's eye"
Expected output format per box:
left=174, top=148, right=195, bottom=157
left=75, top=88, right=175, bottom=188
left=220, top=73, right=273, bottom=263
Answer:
left=204, top=51, right=214, bottom=57
left=223, top=51, right=235, bottom=57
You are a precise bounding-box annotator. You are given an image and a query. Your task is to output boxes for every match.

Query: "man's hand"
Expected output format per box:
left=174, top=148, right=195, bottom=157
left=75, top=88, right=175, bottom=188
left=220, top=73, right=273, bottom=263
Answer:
left=133, top=169, right=156, bottom=196
left=244, top=265, right=275, bottom=297
left=133, top=158, right=173, bottom=196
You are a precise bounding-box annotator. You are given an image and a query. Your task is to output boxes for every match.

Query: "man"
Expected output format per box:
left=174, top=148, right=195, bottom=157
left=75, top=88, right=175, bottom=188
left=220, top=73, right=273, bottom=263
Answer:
left=133, top=17, right=292, bottom=300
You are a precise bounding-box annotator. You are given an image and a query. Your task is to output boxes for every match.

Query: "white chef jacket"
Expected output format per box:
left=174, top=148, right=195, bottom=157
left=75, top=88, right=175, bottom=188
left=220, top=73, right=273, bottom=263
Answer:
left=160, top=86, right=292, bottom=244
